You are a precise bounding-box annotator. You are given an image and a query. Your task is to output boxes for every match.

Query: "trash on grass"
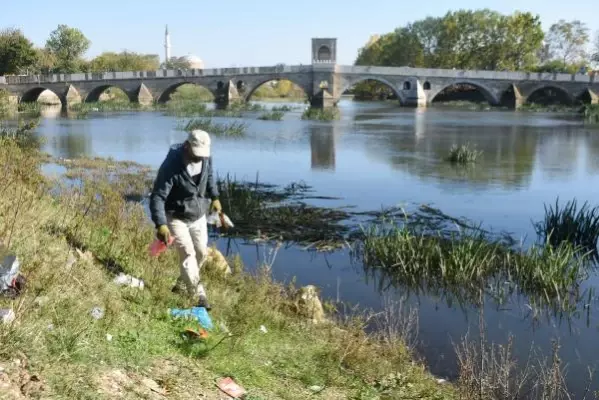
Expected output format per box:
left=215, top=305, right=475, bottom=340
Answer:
left=106, top=334, right=113, bottom=341
left=170, top=307, right=213, bottom=330
left=113, top=273, right=145, bottom=289
left=184, top=327, right=209, bottom=340
left=0, top=255, right=26, bottom=299
left=0, top=309, right=15, bottom=324
left=259, top=325, right=268, bottom=334
left=309, top=385, right=324, bottom=393
left=207, top=212, right=234, bottom=229
left=91, top=307, right=104, bottom=320
left=149, top=236, right=174, bottom=257
left=216, top=377, right=246, bottom=398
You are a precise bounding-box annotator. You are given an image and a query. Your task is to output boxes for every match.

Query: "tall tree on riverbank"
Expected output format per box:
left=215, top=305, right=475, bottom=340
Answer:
left=355, top=10, right=544, bottom=72
left=592, top=31, right=599, bottom=66
left=545, top=20, right=590, bottom=66
left=0, top=28, right=37, bottom=75
left=45, top=24, right=90, bottom=73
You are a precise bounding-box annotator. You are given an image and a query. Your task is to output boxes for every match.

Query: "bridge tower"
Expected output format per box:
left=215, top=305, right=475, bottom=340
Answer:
left=311, top=38, right=337, bottom=108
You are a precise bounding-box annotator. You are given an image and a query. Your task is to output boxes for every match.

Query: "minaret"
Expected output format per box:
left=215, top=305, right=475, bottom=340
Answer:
left=164, top=25, right=171, bottom=63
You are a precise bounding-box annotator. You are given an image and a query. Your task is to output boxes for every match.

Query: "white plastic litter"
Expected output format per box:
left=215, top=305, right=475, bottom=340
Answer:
left=106, top=334, right=113, bottom=341
left=91, top=307, right=104, bottom=320
left=259, top=325, right=268, bottom=334
left=113, top=273, right=145, bottom=289
left=0, top=309, right=15, bottom=324
left=0, top=255, right=20, bottom=292
left=207, top=212, right=234, bottom=229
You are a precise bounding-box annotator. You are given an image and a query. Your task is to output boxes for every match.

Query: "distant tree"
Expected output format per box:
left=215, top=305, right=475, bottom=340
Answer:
left=592, top=31, right=599, bottom=65
left=545, top=20, right=590, bottom=66
left=0, top=28, right=37, bottom=75
left=45, top=24, right=90, bottom=73
left=90, top=51, right=160, bottom=72
left=33, top=48, right=57, bottom=74
left=161, top=57, right=191, bottom=70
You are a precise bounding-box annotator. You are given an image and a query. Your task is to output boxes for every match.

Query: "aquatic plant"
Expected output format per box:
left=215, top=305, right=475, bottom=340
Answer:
left=446, top=143, right=482, bottom=164
left=229, top=102, right=264, bottom=112
left=180, top=118, right=247, bottom=137
left=358, top=222, right=588, bottom=307
left=258, top=111, right=285, bottom=121
left=535, top=198, right=599, bottom=254
left=301, top=107, right=340, bottom=121
left=583, top=104, right=599, bottom=124
left=70, top=100, right=145, bottom=113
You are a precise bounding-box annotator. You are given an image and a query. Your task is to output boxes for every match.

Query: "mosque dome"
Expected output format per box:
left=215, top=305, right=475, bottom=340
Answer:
left=177, top=54, right=204, bottom=69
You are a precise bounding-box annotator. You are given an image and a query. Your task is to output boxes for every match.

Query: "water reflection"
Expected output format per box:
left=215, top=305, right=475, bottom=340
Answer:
left=310, top=124, right=337, bottom=171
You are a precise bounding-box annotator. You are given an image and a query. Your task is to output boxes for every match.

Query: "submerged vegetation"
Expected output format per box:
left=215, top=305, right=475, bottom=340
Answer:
left=179, top=118, right=247, bottom=137
left=257, top=110, right=285, bottom=121
left=358, top=221, right=588, bottom=310
left=447, top=143, right=482, bottom=164
left=301, top=107, right=340, bottom=121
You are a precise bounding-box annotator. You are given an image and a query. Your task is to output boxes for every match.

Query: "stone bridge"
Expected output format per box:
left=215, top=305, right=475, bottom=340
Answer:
left=1, top=38, right=597, bottom=109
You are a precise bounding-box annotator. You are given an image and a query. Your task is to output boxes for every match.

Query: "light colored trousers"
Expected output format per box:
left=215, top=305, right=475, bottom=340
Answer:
left=167, top=215, right=208, bottom=298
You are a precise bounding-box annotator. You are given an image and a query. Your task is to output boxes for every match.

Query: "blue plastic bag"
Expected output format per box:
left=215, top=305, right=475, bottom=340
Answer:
left=170, top=307, right=213, bottom=330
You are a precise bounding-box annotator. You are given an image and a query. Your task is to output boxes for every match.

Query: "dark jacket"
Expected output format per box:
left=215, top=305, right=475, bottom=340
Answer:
left=150, top=144, right=219, bottom=228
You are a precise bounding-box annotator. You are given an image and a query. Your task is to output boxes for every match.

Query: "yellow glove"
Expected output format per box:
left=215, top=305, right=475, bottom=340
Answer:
left=157, top=225, right=171, bottom=245
left=211, top=199, right=222, bottom=213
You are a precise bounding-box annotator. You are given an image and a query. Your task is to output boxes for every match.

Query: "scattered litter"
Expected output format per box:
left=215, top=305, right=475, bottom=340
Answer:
left=0, top=254, right=26, bottom=299
left=207, top=212, right=234, bottom=229
left=106, top=334, right=113, bottom=342
left=170, top=307, right=213, bottom=330
left=91, top=307, right=104, bottom=320
left=309, top=385, right=324, bottom=393
left=184, top=327, right=209, bottom=340
left=219, top=321, right=230, bottom=334
left=113, top=273, right=144, bottom=289
left=149, top=236, right=174, bottom=257
left=0, top=309, right=15, bottom=324
left=437, top=378, right=447, bottom=384
left=259, top=325, right=268, bottom=334
left=216, top=377, right=246, bottom=398
left=47, top=324, right=54, bottom=331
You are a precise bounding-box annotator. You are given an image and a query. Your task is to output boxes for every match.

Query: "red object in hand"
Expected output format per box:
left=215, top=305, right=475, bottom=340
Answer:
left=149, top=236, right=174, bottom=257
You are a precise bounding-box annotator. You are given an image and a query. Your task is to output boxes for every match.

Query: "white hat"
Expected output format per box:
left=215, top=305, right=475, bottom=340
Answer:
left=187, top=130, right=211, bottom=157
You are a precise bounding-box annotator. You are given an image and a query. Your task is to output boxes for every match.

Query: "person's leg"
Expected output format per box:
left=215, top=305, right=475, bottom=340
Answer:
left=188, top=214, right=209, bottom=306
left=167, top=217, right=202, bottom=298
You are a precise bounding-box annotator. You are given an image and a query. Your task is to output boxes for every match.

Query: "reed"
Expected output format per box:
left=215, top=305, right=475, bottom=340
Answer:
left=179, top=118, right=247, bottom=136
left=447, top=143, right=482, bottom=164
left=301, top=107, right=340, bottom=121
left=258, top=110, right=285, bottom=121
left=535, top=198, right=599, bottom=254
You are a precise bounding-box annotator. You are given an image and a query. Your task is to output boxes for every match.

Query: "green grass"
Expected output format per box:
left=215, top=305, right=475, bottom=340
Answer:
left=446, top=143, right=482, bottom=164
left=535, top=198, right=599, bottom=255
left=179, top=118, right=247, bottom=137
left=301, top=107, right=340, bottom=121
left=257, top=110, right=285, bottom=121
left=0, top=132, right=455, bottom=399
left=359, top=223, right=588, bottom=309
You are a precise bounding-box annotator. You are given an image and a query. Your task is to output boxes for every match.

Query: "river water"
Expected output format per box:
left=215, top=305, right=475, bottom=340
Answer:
left=35, top=100, right=599, bottom=394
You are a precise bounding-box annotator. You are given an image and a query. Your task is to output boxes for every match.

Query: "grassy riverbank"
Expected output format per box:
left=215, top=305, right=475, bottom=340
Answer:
left=0, top=124, right=455, bottom=399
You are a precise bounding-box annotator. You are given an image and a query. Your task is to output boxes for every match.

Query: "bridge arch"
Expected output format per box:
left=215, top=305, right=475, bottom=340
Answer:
left=243, top=77, right=310, bottom=101
left=85, top=85, right=131, bottom=103
left=428, top=80, right=500, bottom=106
left=525, top=84, right=575, bottom=106
left=20, top=87, right=63, bottom=106
left=340, top=76, right=405, bottom=104
left=157, top=82, right=216, bottom=103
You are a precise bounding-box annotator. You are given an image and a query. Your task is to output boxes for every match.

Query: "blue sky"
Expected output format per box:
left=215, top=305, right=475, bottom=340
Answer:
left=2, top=0, right=598, bottom=68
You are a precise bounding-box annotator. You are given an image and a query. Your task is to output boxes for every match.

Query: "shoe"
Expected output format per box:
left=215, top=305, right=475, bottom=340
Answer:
left=197, top=296, right=212, bottom=311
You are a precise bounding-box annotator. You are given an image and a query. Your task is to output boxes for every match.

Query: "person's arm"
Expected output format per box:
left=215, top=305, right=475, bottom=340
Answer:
left=206, top=157, right=219, bottom=200
left=150, top=158, right=174, bottom=228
